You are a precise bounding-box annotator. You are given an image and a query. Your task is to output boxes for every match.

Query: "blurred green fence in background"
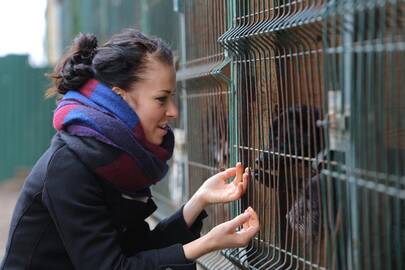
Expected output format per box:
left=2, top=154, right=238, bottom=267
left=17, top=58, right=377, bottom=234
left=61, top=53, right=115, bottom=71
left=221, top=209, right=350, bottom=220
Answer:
left=57, top=0, right=138, bottom=47
left=54, top=0, right=179, bottom=56
left=0, top=55, right=54, bottom=181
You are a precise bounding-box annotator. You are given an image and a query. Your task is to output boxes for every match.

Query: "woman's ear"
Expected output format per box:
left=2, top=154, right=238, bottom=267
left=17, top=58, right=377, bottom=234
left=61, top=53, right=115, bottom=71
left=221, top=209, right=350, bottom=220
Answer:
left=112, top=86, right=127, bottom=101
left=112, top=86, right=125, bottom=98
left=111, top=86, right=133, bottom=106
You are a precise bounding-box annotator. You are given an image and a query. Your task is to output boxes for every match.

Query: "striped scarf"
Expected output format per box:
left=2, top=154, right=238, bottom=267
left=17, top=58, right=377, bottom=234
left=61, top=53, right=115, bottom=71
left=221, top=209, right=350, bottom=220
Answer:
left=53, top=79, right=174, bottom=195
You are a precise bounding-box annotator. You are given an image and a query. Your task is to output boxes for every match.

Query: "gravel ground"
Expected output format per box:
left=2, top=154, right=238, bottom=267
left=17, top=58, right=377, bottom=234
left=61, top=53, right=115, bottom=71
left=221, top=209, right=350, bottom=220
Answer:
left=0, top=177, right=25, bottom=261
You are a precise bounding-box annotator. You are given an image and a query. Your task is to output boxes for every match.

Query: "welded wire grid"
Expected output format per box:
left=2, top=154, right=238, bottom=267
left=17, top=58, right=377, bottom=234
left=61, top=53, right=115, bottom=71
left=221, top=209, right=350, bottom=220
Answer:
left=177, top=0, right=405, bottom=269
left=218, top=0, right=327, bottom=269
left=186, top=79, right=236, bottom=269
left=322, top=1, right=405, bottom=269
left=177, top=0, right=237, bottom=268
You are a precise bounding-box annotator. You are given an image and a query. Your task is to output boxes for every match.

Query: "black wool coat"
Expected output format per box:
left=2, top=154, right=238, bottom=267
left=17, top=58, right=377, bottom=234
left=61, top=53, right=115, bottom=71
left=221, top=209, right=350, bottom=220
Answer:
left=0, top=133, right=208, bottom=270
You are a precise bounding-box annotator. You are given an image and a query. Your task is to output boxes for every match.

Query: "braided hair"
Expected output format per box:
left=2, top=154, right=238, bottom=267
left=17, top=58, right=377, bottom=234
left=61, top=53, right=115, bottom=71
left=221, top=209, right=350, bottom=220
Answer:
left=46, top=29, right=173, bottom=97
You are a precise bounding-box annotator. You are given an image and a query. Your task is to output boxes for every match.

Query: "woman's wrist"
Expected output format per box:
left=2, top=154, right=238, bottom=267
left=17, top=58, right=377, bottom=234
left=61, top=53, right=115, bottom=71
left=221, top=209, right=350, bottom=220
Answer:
left=183, top=234, right=214, bottom=261
left=193, top=190, right=209, bottom=208
left=183, top=192, right=207, bottom=227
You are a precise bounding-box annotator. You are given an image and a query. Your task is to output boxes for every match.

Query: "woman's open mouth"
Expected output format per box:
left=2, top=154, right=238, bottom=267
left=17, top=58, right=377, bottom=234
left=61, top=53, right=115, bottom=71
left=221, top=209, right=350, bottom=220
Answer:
left=158, top=124, right=169, bottom=134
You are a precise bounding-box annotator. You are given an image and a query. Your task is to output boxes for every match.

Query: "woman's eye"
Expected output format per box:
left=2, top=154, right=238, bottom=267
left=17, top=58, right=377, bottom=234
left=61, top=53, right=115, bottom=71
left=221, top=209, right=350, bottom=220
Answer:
left=157, top=97, right=168, bottom=103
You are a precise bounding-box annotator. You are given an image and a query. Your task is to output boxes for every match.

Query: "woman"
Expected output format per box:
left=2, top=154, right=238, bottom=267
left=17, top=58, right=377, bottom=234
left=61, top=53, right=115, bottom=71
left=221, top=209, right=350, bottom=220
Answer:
left=0, top=29, right=259, bottom=270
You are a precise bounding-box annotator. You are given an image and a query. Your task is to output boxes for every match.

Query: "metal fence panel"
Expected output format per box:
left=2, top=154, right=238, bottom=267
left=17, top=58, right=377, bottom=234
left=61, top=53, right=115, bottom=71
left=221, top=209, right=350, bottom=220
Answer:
left=323, top=1, right=405, bottom=269
left=158, top=0, right=405, bottom=269
left=0, top=55, right=54, bottom=181
left=219, top=1, right=327, bottom=268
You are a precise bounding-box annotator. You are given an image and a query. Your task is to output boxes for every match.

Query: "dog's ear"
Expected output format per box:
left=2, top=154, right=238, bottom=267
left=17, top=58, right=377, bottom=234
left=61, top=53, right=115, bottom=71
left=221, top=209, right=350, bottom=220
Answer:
left=312, top=149, right=326, bottom=171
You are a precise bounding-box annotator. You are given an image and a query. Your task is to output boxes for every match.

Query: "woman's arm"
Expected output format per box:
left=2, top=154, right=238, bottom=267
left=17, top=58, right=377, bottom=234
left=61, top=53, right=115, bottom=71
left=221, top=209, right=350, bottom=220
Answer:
left=43, top=146, right=196, bottom=270
left=183, top=208, right=259, bottom=260
left=182, top=163, right=249, bottom=227
left=148, top=202, right=208, bottom=249
left=181, top=163, right=259, bottom=260
left=149, top=163, right=248, bottom=248
left=182, top=192, right=206, bottom=227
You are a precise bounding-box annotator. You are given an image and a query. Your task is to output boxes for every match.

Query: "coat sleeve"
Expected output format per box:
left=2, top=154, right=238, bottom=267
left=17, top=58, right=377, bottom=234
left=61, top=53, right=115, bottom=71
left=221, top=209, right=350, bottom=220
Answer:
left=42, top=145, right=197, bottom=270
left=148, top=206, right=208, bottom=248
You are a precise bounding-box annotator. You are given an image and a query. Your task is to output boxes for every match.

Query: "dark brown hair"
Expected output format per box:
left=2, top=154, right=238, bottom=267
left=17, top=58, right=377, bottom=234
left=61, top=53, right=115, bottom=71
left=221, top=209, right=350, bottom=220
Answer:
left=46, top=28, right=173, bottom=97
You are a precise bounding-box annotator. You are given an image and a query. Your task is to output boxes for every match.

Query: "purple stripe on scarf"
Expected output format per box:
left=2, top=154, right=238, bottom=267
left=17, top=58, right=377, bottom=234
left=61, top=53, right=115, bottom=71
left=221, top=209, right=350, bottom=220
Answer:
left=85, top=79, right=139, bottom=129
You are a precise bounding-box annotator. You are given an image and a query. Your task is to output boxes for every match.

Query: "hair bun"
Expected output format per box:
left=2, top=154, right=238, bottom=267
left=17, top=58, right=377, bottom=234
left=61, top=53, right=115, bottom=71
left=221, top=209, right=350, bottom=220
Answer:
left=74, top=33, right=98, bottom=62
left=53, top=33, right=98, bottom=93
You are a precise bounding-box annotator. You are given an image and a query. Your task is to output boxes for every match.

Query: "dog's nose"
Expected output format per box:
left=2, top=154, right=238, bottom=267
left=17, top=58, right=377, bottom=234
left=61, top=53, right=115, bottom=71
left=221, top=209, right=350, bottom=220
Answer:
left=254, top=157, right=262, bottom=167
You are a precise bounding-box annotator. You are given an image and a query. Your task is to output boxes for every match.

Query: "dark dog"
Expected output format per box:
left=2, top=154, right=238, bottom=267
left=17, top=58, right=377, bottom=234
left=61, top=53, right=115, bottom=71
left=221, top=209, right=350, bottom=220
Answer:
left=286, top=174, right=322, bottom=241
left=253, top=105, right=324, bottom=186
left=251, top=106, right=324, bottom=251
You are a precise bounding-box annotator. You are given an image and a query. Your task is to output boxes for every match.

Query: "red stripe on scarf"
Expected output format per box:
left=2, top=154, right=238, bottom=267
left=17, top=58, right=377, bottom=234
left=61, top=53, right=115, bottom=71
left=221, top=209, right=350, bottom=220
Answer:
left=95, top=153, right=156, bottom=192
left=80, top=79, right=98, bottom=98
left=53, top=104, right=79, bottom=130
left=132, top=125, right=169, bottom=161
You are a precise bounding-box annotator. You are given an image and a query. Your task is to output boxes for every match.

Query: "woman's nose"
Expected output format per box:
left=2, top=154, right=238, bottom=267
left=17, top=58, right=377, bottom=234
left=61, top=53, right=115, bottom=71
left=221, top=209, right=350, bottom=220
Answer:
left=166, top=99, right=179, bottom=119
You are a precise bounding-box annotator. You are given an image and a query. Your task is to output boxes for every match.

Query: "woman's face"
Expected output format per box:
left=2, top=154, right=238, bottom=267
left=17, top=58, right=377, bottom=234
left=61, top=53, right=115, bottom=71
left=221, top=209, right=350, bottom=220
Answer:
left=118, top=56, right=178, bottom=145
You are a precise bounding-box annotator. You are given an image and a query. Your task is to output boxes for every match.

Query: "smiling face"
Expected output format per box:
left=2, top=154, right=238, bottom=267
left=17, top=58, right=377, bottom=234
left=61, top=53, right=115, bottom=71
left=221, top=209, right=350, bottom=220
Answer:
left=115, top=56, right=178, bottom=145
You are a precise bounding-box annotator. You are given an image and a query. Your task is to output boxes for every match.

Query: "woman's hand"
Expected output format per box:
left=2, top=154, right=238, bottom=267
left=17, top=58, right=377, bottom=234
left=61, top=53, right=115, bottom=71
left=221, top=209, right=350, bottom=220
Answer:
left=207, top=207, right=260, bottom=250
left=183, top=207, right=260, bottom=260
left=195, top=162, right=249, bottom=206
left=183, top=162, right=249, bottom=228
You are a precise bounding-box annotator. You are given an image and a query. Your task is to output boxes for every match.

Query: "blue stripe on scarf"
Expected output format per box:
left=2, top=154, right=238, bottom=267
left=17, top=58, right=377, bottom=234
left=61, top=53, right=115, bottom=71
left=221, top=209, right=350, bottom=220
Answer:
left=64, top=108, right=103, bottom=134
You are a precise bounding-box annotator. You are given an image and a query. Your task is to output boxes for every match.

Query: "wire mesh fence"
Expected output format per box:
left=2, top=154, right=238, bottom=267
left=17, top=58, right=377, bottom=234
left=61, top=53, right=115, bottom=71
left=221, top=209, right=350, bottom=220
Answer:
left=322, top=1, right=405, bottom=269
left=217, top=0, right=327, bottom=268
left=139, top=0, right=405, bottom=269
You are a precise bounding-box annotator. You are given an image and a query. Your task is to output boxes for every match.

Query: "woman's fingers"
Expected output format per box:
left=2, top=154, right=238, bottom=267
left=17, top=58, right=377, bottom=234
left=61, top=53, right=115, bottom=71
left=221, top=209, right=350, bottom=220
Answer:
left=242, top=207, right=259, bottom=231
left=221, top=167, right=236, bottom=180
left=242, top=209, right=250, bottom=230
left=209, top=207, right=260, bottom=249
left=246, top=209, right=260, bottom=237
left=235, top=207, right=260, bottom=245
left=227, top=211, right=251, bottom=231
left=229, top=182, right=244, bottom=201
left=229, top=164, right=249, bottom=200
left=242, top=167, right=249, bottom=193
left=247, top=207, right=259, bottom=222
left=239, top=222, right=260, bottom=241
left=228, top=207, right=260, bottom=232
left=232, top=162, right=243, bottom=185
left=222, top=162, right=245, bottom=184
